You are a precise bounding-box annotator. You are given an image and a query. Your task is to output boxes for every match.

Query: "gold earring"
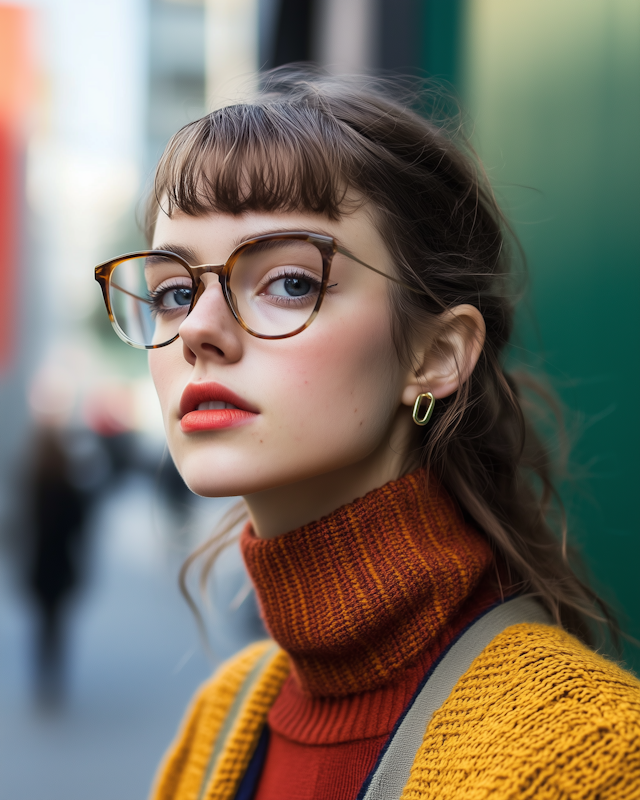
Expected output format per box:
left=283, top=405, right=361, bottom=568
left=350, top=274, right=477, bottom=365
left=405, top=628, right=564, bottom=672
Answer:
left=412, top=392, right=435, bottom=426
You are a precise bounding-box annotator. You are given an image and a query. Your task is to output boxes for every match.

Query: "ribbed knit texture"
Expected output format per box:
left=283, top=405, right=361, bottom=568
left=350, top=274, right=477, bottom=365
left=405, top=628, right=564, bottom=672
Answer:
left=240, top=469, right=493, bottom=697
left=266, top=570, right=500, bottom=746
left=150, top=627, right=640, bottom=800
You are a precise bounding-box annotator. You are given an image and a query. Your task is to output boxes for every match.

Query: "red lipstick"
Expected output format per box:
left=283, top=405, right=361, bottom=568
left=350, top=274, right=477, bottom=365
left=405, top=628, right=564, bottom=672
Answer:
left=179, top=382, right=258, bottom=433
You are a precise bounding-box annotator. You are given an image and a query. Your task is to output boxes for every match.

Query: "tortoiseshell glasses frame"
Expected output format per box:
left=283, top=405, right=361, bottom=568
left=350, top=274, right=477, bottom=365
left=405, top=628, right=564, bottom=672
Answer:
left=94, top=230, right=420, bottom=349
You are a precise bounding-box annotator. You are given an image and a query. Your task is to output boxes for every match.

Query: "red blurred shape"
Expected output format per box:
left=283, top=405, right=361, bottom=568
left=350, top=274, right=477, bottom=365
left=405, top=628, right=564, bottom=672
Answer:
left=83, top=383, right=135, bottom=437
left=0, top=5, right=33, bottom=373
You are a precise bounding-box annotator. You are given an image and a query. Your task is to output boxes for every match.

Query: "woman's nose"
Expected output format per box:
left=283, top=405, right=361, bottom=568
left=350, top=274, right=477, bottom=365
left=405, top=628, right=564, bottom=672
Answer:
left=178, top=274, right=243, bottom=364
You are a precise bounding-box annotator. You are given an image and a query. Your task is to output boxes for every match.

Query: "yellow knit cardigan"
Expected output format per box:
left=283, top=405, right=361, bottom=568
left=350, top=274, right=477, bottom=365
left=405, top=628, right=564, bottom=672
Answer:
left=151, top=623, right=640, bottom=800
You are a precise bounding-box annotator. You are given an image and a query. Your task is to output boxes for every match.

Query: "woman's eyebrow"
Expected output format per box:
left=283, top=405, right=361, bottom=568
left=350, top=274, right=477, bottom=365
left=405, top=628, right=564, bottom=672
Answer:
left=153, top=244, right=200, bottom=264
left=229, top=226, right=337, bottom=250
left=155, top=227, right=339, bottom=265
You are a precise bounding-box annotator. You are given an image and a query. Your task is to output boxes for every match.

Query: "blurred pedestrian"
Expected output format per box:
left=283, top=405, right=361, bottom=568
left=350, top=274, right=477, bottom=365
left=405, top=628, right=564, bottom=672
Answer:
left=24, top=426, right=89, bottom=708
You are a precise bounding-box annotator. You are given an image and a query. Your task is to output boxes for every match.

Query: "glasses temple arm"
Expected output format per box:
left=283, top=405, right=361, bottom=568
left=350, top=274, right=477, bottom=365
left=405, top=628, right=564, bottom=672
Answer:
left=110, top=281, right=152, bottom=305
left=335, top=246, right=427, bottom=296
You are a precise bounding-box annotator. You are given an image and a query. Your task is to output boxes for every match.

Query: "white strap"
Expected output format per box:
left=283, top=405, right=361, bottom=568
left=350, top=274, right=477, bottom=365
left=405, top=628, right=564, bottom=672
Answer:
left=361, top=596, right=553, bottom=800
left=198, top=645, right=278, bottom=800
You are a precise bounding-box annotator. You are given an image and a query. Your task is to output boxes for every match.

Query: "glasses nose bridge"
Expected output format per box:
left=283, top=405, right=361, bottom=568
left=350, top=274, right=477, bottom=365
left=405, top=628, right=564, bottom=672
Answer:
left=190, top=263, right=226, bottom=301
left=188, top=262, right=230, bottom=312
left=191, top=262, right=225, bottom=280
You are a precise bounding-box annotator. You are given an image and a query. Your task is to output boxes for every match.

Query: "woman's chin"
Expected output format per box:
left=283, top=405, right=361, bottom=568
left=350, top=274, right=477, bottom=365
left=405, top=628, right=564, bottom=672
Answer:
left=172, top=449, right=274, bottom=499
left=179, top=469, right=254, bottom=499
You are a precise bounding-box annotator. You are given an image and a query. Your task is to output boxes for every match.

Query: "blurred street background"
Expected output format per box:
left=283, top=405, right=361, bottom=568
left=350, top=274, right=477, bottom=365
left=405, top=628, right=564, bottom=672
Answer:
left=0, top=1, right=638, bottom=798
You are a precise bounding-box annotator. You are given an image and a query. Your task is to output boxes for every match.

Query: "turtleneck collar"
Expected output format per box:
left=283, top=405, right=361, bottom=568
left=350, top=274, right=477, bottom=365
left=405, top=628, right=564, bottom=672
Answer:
left=240, top=469, right=493, bottom=698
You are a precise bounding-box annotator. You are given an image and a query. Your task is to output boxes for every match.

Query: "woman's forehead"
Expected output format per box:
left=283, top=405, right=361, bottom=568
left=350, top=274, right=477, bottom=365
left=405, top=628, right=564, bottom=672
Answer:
left=153, top=203, right=363, bottom=244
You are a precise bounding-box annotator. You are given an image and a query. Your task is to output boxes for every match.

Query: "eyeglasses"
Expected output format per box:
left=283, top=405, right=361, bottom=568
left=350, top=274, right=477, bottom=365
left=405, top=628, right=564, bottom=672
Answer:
left=94, top=231, right=418, bottom=349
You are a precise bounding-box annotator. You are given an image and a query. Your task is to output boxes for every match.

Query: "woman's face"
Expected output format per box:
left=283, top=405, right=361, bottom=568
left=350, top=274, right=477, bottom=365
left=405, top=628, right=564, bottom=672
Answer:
left=149, top=205, right=417, bottom=522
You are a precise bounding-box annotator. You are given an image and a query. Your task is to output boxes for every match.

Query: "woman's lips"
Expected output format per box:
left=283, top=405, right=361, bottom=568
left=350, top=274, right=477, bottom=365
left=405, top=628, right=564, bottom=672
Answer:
left=179, top=382, right=258, bottom=433
left=181, top=407, right=256, bottom=432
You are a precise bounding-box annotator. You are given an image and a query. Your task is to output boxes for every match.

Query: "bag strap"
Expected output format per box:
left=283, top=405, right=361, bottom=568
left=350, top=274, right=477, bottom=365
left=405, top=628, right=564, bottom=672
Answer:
left=360, top=596, right=553, bottom=800
left=197, top=644, right=279, bottom=800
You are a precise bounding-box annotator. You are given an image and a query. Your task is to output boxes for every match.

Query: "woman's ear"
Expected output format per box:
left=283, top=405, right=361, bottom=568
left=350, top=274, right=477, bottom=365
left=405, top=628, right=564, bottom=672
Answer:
left=401, top=304, right=486, bottom=407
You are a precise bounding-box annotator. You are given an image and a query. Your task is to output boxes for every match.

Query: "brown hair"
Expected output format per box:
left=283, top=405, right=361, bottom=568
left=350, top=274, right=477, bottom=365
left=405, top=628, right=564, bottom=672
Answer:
left=147, top=67, right=617, bottom=648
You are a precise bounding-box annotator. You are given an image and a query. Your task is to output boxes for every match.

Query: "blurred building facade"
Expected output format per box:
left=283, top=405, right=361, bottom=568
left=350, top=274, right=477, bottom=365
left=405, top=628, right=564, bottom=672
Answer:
left=0, top=5, right=35, bottom=543
left=148, top=0, right=206, bottom=172
left=256, top=0, right=462, bottom=79
left=464, top=0, right=640, bottom=667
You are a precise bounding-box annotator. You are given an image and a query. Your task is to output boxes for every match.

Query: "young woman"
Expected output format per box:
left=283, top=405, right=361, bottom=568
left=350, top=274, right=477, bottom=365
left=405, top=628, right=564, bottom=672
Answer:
left=95, top=69, right=640, bottom=799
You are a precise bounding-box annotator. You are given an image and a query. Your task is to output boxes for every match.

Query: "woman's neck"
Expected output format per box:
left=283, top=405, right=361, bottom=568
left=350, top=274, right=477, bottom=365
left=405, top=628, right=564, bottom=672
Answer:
left=244, top=416, right=415, bottom=539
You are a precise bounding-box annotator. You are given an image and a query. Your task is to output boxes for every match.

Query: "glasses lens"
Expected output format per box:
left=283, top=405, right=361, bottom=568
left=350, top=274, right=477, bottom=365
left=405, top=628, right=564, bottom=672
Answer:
left=228, top=239, right=324, bottom=336
left=109, top=255, right=193, bottom=347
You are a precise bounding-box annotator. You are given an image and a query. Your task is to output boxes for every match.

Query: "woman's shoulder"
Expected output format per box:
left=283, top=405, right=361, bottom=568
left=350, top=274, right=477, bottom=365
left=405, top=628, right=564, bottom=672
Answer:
left=473, top=622, right=640, bottom=722
left=150, top=640, right=288, bottom=800
left=406, top=622, right=640, bottom=799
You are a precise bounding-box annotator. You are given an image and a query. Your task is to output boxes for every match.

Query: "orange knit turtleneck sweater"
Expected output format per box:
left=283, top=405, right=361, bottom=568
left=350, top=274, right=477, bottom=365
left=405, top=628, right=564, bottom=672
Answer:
left=239, top=470, right=503, bottom=800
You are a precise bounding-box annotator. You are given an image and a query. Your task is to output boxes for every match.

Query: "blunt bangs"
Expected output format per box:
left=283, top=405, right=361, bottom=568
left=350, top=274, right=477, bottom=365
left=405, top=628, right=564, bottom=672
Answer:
left=145, top=102, right=364, bottom=241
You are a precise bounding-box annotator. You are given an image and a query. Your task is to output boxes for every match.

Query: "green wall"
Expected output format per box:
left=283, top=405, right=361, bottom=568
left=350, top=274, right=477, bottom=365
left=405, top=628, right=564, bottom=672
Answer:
left=458, top=0, right=640, bottom=669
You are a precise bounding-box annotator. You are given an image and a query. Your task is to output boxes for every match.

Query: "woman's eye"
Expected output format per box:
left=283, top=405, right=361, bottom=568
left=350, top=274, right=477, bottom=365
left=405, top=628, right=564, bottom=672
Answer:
left=153, top=284, right=193, bottom=308
left=265, top=275, right=313, bottom=298
left=166, top=287, right=192, bottom=307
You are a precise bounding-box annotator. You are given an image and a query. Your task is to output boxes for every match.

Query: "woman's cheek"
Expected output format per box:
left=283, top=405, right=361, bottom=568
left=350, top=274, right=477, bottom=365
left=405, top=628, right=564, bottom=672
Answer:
left=271, top=317, right=398, bottom=451
left=148, top=348, right=182, bottom=427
